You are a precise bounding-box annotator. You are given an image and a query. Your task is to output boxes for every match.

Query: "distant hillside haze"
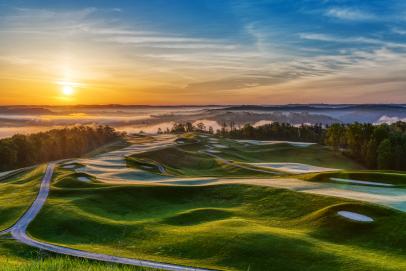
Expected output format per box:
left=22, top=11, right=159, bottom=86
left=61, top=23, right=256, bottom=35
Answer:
left=0, top=104, right=405, bottom=139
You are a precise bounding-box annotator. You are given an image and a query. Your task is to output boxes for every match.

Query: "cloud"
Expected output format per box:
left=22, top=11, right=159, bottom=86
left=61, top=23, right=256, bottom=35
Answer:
left=375, top=116, right=406, bottom=124
left=299, top=33, right=406, bottom=49
left=325, top=7, right=376, bottom=21
left=392, top=27, right=406, bottom=35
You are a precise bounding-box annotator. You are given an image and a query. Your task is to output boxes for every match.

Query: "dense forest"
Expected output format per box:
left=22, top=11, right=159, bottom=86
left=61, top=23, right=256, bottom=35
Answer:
left=164, top=121, right=406, bottom=171
left=325, top=122, right=406, bottom=170
left=217, top=122, right=325, bottom=143
left=0, top=125, right=123, bottom=171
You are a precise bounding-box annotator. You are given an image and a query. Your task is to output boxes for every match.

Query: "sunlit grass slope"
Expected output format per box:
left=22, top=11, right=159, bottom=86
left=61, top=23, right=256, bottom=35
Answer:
left=128, top=142, right=278, bottom=177
left=0, top=238, right=157, bottom=271
left=303, top=170, right=406, bottom=186
left=216, top=140, right=363, bottom=170
left=28, top=175, right=406, bottom=271
left=0, top=166, right=45, bottom=231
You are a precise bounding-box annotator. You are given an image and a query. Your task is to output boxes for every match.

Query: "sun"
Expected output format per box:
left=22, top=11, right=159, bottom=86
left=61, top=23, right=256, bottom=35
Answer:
left=62, top=85, right=74, bottom=96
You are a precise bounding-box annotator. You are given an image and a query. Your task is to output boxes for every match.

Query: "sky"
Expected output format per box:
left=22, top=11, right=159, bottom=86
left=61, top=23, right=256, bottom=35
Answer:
left=1, top=0, right=406, bottom=105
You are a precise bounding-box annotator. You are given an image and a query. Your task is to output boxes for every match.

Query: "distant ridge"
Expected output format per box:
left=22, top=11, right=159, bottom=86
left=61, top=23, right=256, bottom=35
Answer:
left=220, top=104, right=406, bottom=111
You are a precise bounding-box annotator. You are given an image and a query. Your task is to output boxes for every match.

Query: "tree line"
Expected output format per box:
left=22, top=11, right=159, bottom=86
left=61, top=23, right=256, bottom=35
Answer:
left=160, top=121, right=406, bottom=171
left=325, top=122, right=406, bottom=170
left=217, top=122, right=325, bottom=143
left=0, top=125, right=123, bottom=171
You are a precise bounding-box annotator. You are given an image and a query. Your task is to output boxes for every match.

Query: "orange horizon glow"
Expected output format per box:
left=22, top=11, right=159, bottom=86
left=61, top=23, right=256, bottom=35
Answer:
left=1, top=5, right=406, bottom=106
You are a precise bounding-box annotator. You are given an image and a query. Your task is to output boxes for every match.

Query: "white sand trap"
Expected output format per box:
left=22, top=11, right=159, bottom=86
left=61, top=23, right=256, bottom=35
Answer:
left=213, top=144, right=228, bottom=149
left=207, top=149, right=221, bottom=153
left=330, top=178, right=394, bottom=187
left=176, top=140, right=185, bottom=144
left=236, top=140, right=315, bottom=147
left=75, top=167, right=86, bottom=173
left=77, top=176, right=91, bottom=183
left=63, top=165, right=76, bottom=169
left=337, top=211, right=374, bottom=222
left=251, top=162, right=336, bottom=173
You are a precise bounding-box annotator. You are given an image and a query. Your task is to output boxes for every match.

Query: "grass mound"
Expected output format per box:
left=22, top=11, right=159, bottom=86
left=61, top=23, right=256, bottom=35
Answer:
left=27, top=181, right=406, bottom=271
left=217, top=142, right=363, bottom=170
left=130, top=144, right=277, bottom=177
left=164, top=208, right=233, bottom=226
left=53, top=172, right=96, bottom=188
left=305, top=171, right=406, bottom=186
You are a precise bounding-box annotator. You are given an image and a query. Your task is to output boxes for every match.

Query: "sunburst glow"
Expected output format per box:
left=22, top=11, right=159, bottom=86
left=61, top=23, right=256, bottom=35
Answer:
left=62, top=85, right=74, bottom=96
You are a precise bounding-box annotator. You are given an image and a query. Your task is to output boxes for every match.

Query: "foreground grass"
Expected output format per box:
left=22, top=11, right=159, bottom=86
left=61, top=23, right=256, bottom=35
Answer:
left=27, top=174, right=406, bottom=271
left=0, top=238, right=157, bottom=271
left=0, top=166, right=45, bottom=231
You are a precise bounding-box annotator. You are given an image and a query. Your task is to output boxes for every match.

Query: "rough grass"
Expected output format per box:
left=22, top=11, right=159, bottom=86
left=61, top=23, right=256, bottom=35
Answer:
left=0, top=166, right=45, bottom=231
left=27, top=176, right=406, bottom=271
left=0, top=239, right=157, bottom=271
left=303, top=170, right=406, bottom=186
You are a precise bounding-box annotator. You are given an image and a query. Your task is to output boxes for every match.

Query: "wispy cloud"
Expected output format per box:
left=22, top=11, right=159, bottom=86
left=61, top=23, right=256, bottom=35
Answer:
left=392, top=27, right=406, bottom=35
left=1, top=2, right=406, bottom=104
left=299, top=33, right=406, bottom=49
left=325, top=7, right=376, bottom=21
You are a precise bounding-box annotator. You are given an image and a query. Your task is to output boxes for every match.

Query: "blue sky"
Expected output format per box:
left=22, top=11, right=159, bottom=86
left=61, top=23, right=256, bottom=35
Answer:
left=1, top=0, right=406, bottom=104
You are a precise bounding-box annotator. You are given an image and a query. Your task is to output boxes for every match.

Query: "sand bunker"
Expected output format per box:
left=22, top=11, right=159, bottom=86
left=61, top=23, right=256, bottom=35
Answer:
left=63, top=165, right=76, bottom=169
left=212, top=144, right=228, bottom=149
left=77, top=176, right=91, bottom=183
left=330, top=177, right=394, bottom=187
left=176, top=140, right=185, bottom=144
left=251, top=162, right=336, bottom=173
left=337, top=211, right=374, bottom=222
left=236, top=140, right=315, bottom=147
left=206, top=149, right=221, bottom=154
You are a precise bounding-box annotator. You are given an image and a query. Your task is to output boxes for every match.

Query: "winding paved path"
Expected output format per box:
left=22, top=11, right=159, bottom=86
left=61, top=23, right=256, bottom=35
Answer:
left=1, top=163, right=213, bottom=271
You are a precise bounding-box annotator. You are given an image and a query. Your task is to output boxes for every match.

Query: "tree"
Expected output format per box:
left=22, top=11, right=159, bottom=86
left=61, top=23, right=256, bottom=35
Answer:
left=365, top=139, right=378, bottom=168
left=377, top=139, right=394, bottom=170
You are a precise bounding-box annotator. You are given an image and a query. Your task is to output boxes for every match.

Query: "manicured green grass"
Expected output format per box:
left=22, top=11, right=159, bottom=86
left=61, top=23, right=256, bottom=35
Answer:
left=128, top=134, right=361, bottom=177
left=215, top=141, right=364, bottom=170
left=0, top=238, right=157, bottom=271
left=0, top=166, right=45, bottom=231
left=303, top=170, right=406, bottom=186
left=83, top=139, right=130, bottom=158
left=128, top=144, right=278, bottom=178
left=27, top=175, right=406, bottom=271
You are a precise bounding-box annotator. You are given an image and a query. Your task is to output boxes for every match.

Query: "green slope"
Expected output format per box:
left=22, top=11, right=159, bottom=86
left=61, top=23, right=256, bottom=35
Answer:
left=215, top=141, right=364, bottom=170
left=27, top=175, right=406, bottom=271
left=0, top=166, right=45, bottom=231
left=0, top=238, right=157, bottom=271
left=303, top=170, right=406, bottom=186
left=128, top=144, right=278, bottom=177
left=128, top=135, right=362, bottom=178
